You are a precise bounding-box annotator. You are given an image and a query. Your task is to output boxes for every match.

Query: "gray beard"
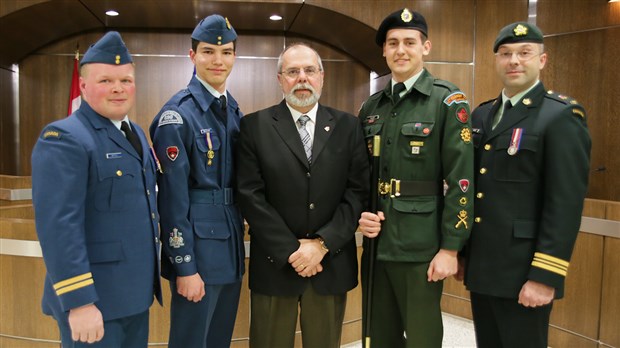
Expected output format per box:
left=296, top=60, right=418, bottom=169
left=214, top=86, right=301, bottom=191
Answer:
left=284, top=84, right=321, bottom=108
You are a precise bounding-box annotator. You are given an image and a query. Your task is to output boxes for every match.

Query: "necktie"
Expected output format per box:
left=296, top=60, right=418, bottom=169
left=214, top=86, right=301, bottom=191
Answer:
left=297, top=115, right=312, bottom=163
left=492, top=100, right=512, bottom=130
left=121, top=121, right=143, bottom=157
left=393, top=82, right=406, bottom=103
left=219, top=95, right=227, bottom=112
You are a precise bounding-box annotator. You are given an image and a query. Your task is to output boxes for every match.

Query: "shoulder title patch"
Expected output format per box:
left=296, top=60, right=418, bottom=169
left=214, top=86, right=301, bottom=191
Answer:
left=572, top=108, right=585, bottom=118
left=43, top=130, right=61, bottom=139
left=443, top=92, right=469, bottom=106
left=158, top=110, right=183, bottom=127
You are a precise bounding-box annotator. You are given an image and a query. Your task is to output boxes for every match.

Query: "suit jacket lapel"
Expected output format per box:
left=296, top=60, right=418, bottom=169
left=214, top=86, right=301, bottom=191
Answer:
left=311, top=105, right=334, bottom=163
left=271, top=101, right=310, bottom=168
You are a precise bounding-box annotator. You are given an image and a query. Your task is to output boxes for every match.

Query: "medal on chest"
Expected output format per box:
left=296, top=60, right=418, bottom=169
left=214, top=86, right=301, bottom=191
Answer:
left=507, top=128, right=523, bottom=155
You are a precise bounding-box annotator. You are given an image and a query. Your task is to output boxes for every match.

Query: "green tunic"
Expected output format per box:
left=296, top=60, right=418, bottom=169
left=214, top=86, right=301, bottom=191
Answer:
left=359, top=69, right=474, bottom=261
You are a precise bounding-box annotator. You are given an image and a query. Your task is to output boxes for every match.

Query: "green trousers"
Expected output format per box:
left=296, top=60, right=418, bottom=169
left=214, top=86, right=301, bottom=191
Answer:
left=362, top=260, right=444, bottom=348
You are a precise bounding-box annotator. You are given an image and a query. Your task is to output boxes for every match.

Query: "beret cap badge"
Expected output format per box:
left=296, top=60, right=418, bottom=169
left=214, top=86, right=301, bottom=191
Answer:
left=513, top=24, right=528, bottom=36
left=401, top=8, right=413, bottom=23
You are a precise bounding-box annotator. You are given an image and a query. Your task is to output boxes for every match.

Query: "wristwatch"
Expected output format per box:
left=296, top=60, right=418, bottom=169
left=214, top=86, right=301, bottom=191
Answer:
left=317, top=237, right=329, bottom=253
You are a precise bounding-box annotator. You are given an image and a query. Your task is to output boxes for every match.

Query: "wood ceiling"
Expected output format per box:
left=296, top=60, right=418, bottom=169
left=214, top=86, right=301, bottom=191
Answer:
left=0, top=0, right=387, bottom=74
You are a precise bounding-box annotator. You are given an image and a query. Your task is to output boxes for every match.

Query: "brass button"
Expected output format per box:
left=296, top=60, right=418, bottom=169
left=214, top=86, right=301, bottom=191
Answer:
left=475, top=217, right=481, bottom=223
left=476, top=192, right=484, bottom=199
left=151, top=213, right=156, bottom=219
left=484, top=144, right=491, bottom=151
left=309, top=203, right=315, bottom=210
left=147, top=189, right=151, bottom=196
left=479, top=168, right=487, bottom=174
left=116, top=170, right=122, bottom=176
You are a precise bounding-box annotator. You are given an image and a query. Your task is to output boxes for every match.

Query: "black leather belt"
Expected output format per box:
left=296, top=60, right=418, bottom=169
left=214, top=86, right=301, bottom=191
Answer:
left=378, top=179, right=441, bottom=197
left=189, top=188, right=234, bottom=205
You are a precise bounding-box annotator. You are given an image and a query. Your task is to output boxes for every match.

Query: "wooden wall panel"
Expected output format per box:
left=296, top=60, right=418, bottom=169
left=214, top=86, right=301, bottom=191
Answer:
left=549, top=326, right=598, bottom=348
left=473, top=0, right=528, bottom=107
left=426, top=64, right=474, bottom=103
left=541, top=27, right=620, bottom=201
left=0, top=67, right=18, bottom=175
left=536, top=0, right=620, bottom=34
left=549, top=233, right=604, bottom=343
left=599, top=201, right=620, bottom=347
left=308, top=0, right=475, bottom=63
left=0, top=255, right=59, bottom=341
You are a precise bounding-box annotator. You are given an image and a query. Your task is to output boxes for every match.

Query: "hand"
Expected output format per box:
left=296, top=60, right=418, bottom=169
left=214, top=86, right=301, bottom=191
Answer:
left=518, top=280, right=555, bottom=307
left=176, top=273, right=205, bottom=302
left=358, top=211, right=385, bottom=238
left=427, top=249, right=458, bottom=282
left=288, top=239, right=326, bottom=277
left=68, top=304, right=104, bottom=343
left=454, top=255, right=466, bottom=282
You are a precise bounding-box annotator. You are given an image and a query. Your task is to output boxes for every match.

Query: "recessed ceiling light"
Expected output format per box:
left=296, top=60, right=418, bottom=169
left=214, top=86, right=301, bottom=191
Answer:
left=106, top=10, right=119, bottom=16
left=270, top=14, right=283, bottom=21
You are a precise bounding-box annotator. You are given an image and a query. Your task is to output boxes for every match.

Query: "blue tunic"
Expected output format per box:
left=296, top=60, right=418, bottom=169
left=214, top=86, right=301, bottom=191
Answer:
left=31, top=101, right=161, bottom=322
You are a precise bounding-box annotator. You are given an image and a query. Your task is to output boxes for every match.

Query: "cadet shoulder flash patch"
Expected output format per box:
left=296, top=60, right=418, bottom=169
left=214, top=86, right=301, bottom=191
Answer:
left=443, top=92, right=469, bottom=106
left=158, top=110, right=183, bottom=127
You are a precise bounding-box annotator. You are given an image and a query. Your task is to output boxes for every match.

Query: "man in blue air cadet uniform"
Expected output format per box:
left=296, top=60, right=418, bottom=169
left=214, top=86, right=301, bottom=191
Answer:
left=149, top=14, right=244, bottom=348
left=31, top=31, right=161, bottom=347
left=357, top=8, right=474, bottom=347
left=462, top=22, right=591, bottom=348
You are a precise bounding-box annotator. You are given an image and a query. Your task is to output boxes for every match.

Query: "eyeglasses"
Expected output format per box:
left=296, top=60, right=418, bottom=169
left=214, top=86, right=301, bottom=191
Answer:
left=279, top=66, right=322, bottom=79
left=495, top=50, right=541, bottom=62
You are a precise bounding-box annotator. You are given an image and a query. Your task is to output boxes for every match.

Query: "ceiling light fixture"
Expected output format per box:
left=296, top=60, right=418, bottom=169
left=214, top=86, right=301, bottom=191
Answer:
left=106, top=10, right=119, bottom=16
left=270, top=14, right=283, bottom=21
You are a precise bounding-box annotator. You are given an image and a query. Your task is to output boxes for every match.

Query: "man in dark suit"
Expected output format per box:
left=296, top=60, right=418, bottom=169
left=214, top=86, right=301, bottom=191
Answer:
left=31, top=31, right=161, bottom=347
left=236, top=43, right=369, bottom=348
left=463, top=22, right=591, bottom=347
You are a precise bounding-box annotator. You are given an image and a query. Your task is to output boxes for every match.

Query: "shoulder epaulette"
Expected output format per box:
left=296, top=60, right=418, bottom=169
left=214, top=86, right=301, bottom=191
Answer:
left=544, top=90, right=585, bottom=119
left=477, top=98, right=497, bottom=107
left=433, top=79, right=459, bottom=92
left=544, top=90, right=580, bottom=106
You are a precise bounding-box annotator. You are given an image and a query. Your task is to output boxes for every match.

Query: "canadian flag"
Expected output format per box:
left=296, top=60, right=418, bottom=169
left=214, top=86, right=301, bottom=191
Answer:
left=67, top=50, right=81, bottom=116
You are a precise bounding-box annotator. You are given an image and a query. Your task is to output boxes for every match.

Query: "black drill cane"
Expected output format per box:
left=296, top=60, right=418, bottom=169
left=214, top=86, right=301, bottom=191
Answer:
left=364, top=135, right=381, bottom=348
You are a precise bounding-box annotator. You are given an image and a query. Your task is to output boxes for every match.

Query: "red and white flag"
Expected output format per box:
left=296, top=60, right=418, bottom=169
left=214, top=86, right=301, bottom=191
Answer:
left=67, top=50, right=81, bottom=116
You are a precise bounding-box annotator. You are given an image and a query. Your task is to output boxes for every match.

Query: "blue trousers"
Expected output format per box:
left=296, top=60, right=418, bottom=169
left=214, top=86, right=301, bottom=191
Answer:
left=57, top=309, right=149, bottom=348
left=168, top=280, right=242, bottom=348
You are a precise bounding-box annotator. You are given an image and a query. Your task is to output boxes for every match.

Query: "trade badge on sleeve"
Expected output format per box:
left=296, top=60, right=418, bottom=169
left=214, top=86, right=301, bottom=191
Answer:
left=166, top=146, right=179, bottom=161
left=169, top=228, right=185, bottom=248
left=158, top=110, right=183, bottom=127
left=456, top=107, right=469, bottom=124
left=507, top=128, right=523, bottom=155
left=459, top=179, right=470, bottom=192
left=460, top=128, right=472, bottom=143
left=455, top=210, right=469, bottom=229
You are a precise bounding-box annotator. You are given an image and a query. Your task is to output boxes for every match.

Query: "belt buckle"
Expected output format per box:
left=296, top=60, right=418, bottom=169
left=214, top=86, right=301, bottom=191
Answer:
left=390, top=178, right=401, bottom=198
left=379, top=181, right=391, bottom=196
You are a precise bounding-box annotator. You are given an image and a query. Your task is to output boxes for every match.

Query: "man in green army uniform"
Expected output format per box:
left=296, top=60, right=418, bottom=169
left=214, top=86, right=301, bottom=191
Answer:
left=462, top=22, right=591, bottom=348
left=358, top=8, right=474, bottom=347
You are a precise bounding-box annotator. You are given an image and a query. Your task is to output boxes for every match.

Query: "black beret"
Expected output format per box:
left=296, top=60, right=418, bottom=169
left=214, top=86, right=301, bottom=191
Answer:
left=81, top=31, right=132, bottom=66
left=192, top=14, right=237, bottom=46
left=493, top=22, right=544, bottom=52
left=375, top=8, right=428, bottom=46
